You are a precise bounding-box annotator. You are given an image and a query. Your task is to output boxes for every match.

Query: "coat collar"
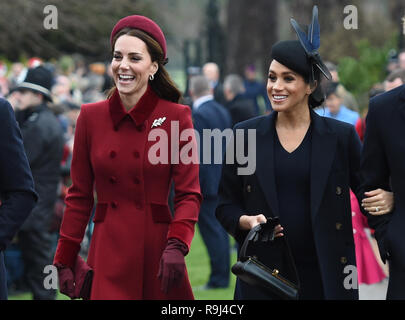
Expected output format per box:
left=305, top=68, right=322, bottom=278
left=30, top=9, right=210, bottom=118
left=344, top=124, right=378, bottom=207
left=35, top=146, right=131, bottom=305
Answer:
left=399, top=85, right=405, bottom=121
left=15, top=103, right=48, bottom=126
left=255, top=110, right=337, bottom=222
left=399, top=84, right=405, bottom=101
left=109, top=85, right=159, bottom=130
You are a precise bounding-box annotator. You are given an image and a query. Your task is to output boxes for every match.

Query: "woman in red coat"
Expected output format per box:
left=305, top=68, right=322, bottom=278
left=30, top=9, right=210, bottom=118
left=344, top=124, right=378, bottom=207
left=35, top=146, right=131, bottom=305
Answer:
left=53, top=15, right=202, bottom=300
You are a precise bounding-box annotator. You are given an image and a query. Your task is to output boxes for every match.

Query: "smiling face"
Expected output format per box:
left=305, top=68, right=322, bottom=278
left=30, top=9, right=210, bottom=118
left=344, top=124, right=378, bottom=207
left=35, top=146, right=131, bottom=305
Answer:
left=111, top=34, right=158, bottom=99
left=267, top=59, right=313, bottom=113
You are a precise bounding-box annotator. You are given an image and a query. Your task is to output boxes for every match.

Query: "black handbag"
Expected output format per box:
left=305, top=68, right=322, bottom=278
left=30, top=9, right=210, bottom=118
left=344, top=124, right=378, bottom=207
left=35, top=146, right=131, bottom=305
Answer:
left=231, top=219, right=300, bottom=300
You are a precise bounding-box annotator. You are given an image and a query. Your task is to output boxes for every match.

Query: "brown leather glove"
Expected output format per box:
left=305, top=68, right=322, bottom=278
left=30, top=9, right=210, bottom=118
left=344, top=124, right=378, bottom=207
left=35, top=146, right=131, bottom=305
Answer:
left=157, top=238, right=189, bottom=294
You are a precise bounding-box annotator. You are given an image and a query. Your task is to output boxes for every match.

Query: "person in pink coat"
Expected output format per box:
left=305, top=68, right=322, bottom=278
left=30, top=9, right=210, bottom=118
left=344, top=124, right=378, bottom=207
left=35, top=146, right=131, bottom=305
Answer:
left=53, top=15, right=202, bottom=300
left=351, top=191, right=387, bottom=285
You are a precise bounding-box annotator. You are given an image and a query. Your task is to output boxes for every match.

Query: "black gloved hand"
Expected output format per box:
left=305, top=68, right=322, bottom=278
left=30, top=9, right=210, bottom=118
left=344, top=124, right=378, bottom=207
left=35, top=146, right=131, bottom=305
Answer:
left=253, top=217, right=280, bottom=243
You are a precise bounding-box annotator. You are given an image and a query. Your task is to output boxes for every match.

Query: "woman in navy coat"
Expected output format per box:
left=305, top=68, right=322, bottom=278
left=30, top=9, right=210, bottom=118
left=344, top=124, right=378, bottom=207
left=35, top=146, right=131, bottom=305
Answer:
left=216, top=6, right=393, bottom=300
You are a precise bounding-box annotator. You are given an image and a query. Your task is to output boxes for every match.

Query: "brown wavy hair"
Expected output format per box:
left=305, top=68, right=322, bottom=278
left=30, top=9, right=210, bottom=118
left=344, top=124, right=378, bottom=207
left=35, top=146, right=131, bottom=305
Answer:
left=107, top=28, right=182, bottom=103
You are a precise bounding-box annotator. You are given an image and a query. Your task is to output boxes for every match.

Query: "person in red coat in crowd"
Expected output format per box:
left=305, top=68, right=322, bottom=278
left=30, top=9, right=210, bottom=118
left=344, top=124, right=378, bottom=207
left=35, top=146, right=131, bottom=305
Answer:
left=53, top=15, right=202, bottom=300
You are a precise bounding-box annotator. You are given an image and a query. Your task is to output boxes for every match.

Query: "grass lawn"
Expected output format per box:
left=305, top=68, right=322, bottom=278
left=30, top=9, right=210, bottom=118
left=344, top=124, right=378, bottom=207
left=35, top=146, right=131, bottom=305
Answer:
left=8, top=228, right=237, bottom=300
left=187, top=227, right=237, bottom=300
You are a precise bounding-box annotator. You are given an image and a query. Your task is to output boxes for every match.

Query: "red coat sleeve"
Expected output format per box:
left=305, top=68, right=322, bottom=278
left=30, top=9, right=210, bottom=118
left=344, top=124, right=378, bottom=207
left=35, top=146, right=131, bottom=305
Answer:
left=54, top=106, right=95, bottom=268
left=167, top=106, right=202, bottom=249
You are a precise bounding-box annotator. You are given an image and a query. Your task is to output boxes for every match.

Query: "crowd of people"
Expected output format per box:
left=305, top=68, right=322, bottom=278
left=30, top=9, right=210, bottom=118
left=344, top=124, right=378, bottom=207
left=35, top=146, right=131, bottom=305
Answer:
left=0, top=8, right=404, bottom=300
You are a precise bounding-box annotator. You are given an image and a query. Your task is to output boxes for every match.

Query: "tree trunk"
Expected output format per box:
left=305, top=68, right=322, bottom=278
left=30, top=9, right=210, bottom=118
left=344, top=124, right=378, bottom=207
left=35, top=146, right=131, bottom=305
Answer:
left=225, top=0, right=279, bottom=79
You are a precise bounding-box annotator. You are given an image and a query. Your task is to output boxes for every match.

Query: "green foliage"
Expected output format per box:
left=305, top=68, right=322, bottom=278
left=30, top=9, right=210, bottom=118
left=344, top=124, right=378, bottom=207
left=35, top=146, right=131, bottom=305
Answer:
left=337, top=35, right=397, bottom=109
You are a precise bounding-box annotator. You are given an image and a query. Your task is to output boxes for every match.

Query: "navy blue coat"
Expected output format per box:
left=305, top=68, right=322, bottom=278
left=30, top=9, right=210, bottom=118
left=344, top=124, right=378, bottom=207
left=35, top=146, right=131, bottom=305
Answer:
left=360, top=85, right=405, bottom=298
left=193, top=99, right=232, bottom=197
left=216, top=110, right=361, bottom=300
left=0, top=98, right=37, bottom=299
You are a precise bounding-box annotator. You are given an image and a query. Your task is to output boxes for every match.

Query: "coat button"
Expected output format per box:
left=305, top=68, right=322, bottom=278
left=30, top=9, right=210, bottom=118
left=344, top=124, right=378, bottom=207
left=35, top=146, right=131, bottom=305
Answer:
left=133, top=177, right=140, bottom=185
left=111, top=201, right=118, bottom=209
left=340, top=257, right=347, bottom=264
left=109, top=176, right=117, bottom=184
left=246, top=185, right=252, bottom=193
left=110, top=150, right=117, bottom=158
left=133, top=151, right=140, bottom=158
left=336, top=222, right=343, bottom=231
left=136, top=124, right=145, bottom=132
left=135, top=203, right=143, bottom=210
left=336, top=186, right=342, bottom=195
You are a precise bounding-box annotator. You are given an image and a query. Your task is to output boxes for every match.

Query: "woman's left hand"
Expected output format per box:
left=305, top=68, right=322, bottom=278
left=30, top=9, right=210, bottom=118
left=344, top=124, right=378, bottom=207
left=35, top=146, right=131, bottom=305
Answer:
left=361, top=188, right=394, bottom=216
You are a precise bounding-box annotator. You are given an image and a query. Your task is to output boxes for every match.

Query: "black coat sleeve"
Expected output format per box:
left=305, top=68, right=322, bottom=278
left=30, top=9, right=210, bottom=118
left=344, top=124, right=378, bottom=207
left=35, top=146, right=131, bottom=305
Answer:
left=348, top=124, right=363, bottom=202
left=360, top=101, right=392, bottom=262
left=215, top=126, right=249, bottom=244
left=0, top=99, right=37, bottom=250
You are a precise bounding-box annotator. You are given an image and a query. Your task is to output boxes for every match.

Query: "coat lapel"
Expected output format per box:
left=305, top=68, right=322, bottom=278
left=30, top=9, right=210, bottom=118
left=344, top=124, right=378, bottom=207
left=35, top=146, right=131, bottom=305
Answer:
left=310, top=110, right=337, bottom=222
left=255, top=112, right=280, bottom=217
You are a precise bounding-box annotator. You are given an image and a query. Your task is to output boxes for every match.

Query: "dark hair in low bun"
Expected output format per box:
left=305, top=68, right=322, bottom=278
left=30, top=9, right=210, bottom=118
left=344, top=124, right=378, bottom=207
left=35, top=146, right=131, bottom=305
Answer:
left=306, top=70, right=325, bottom=109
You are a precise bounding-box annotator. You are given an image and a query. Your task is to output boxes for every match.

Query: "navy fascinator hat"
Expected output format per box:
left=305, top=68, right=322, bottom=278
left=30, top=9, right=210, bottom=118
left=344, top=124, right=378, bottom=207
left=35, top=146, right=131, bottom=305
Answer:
left=271, top=6, right=331, bottom=108
left=290, top=5, right=331, bottom=82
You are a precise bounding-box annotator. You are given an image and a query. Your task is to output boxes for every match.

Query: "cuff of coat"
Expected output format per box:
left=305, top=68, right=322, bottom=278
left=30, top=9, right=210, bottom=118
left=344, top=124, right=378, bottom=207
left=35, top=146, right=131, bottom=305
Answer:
left=167, top=221, right=196, bottom=250
left=53, top=239, right=80, bottom=269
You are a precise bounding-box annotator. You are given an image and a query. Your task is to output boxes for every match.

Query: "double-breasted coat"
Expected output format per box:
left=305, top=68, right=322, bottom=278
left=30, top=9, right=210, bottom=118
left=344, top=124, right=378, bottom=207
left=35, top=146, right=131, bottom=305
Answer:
left=216, top=110, right=361, bottom=300
left=54, top=86, right=202, bottom=300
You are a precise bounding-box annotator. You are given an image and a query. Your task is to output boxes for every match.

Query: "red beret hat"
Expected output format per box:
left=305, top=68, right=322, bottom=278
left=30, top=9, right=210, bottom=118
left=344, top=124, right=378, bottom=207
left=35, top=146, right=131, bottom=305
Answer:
left=110, top=15, right=167, bottom=60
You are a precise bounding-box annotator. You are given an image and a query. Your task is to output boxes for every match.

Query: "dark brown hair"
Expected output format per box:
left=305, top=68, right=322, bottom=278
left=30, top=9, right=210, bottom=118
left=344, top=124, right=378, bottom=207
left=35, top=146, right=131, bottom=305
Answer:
left=108, top=28, right=182, bottom=103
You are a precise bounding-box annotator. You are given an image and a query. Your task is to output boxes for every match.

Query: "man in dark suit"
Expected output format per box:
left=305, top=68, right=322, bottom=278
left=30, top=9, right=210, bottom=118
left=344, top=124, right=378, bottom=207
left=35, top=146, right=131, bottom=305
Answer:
left=360, top=84, right=405, bottom=299
left=223, top=74, right=256, bottom=127
left=202, top=62, right=226, bottom=106
left=0, top=98, right=37, bottom=300
left=190, top=75, right=232, bottom=289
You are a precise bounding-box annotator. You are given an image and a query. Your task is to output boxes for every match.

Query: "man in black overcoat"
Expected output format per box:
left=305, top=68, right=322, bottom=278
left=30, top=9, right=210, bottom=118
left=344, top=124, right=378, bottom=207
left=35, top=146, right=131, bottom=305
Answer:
left=360, top=84, right=405, bottom=300
left=0, top=98, right=37, bottom=300
left=190, top=75, right=233, bottom=289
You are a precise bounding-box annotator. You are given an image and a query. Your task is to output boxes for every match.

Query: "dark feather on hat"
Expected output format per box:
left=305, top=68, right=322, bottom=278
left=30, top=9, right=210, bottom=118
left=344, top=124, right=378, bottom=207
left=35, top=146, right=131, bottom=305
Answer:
left=290, top=5, right=331, bottom=81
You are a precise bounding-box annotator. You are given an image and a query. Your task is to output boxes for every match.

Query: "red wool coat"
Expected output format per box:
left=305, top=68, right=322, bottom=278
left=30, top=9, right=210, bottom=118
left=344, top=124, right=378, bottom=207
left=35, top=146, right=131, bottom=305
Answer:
left=54, top=86, right=202, bottom=299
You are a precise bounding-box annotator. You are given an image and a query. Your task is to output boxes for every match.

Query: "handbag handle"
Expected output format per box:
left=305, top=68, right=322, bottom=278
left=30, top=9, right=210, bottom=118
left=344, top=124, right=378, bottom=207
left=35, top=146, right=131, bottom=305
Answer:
left=238, top=221, right=301, bottom=288
left=239, top=223, right=263, bottom=259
